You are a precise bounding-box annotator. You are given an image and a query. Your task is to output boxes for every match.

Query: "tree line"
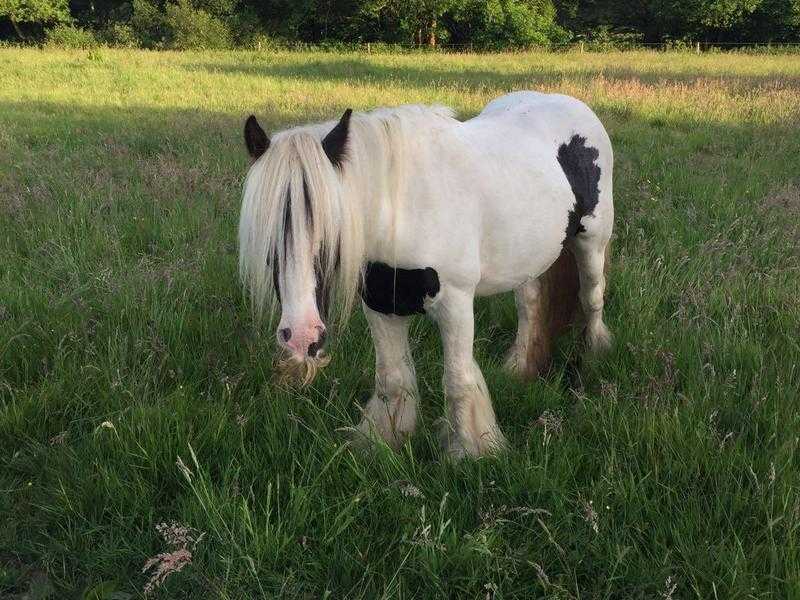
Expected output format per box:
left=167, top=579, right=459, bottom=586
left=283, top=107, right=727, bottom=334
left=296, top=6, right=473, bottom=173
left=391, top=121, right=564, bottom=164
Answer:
left=1, top=0, right=798, bottom=49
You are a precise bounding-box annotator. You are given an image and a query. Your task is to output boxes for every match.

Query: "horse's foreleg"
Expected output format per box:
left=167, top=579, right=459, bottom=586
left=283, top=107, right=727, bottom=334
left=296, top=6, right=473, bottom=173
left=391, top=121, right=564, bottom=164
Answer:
left=356, top=306, right=419, bottom=449
left=432, top=288, right=506, bottom=458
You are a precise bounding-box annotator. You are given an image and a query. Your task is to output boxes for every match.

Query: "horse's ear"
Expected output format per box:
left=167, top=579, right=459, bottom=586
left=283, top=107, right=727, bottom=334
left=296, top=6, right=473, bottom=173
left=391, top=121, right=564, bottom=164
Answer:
left=322, top=109, right=352, bottom=169
left=244, top=115, right=269, bottom=159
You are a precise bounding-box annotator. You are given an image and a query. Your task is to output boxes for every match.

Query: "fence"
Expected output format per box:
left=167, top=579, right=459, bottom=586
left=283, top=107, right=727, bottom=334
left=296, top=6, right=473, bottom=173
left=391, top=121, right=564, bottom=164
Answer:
left=254, top=39, right=800, bottom=55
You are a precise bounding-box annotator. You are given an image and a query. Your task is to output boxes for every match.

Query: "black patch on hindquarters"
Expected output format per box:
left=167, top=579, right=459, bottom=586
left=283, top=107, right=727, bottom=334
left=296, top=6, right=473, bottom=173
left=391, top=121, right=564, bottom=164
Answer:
left=557, top=134, right=601, bottom=240
left=361, top=262, right=440, bottom=316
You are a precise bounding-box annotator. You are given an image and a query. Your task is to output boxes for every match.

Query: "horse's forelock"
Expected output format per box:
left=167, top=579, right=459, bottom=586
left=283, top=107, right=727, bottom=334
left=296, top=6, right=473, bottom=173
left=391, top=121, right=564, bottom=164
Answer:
left=239, top=128, right=363, bottom=327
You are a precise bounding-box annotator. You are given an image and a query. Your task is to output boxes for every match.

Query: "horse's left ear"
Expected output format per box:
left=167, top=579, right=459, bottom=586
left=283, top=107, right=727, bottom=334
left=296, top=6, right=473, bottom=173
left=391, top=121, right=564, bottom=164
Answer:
left=244, top=115, right=269, bottom=160
left=322, top=109, right=352, bottom=169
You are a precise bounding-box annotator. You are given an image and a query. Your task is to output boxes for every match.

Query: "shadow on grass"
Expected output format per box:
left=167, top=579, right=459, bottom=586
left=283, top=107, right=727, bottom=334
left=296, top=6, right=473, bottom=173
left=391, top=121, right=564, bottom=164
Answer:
left=182, top=57, right=800, bottom=95
left=1, top=91, right=798, bottom=396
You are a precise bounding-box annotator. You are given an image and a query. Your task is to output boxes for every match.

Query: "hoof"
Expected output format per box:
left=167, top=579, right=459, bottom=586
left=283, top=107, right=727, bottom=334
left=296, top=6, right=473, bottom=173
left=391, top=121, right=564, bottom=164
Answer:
left=502, top=345, right=524, bottom=377
left=436, top=417, right=507, bottom=459
left=352, top=393, right=417, bottom=451
left=585, top=323, right=613, bottom=355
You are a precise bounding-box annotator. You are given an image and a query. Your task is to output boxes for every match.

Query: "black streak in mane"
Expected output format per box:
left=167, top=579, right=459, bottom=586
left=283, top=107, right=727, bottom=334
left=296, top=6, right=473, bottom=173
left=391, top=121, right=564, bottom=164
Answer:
left=557, top=134, right=601, bottom=241
left=361, top=262, right=440, bottom=316
left=282, top=190, right=292, bottom=253
left=303, top=178, right=313, bottom=228
left=273, top=178, right=337, bottom=319
left=314, top=242, right=338, bottom=320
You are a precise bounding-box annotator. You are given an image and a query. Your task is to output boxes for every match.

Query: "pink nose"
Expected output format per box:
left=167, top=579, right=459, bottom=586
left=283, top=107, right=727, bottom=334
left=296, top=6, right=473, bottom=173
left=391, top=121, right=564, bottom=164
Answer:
left=278, top=324, right=326, bottom=357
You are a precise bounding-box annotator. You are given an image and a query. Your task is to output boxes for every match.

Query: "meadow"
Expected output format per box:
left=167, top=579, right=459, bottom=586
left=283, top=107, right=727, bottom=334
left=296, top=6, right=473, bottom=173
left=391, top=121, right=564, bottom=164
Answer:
left=1, top=47, right=799, bottom=598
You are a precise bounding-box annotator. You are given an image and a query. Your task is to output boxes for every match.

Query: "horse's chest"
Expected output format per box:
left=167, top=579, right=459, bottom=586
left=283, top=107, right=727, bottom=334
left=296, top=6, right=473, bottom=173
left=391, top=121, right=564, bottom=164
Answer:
left=361, top=262, right=441, bottom=316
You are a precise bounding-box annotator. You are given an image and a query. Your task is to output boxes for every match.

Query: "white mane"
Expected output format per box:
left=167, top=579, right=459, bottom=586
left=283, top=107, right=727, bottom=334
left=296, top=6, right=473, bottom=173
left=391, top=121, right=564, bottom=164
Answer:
left=238, top=103, right=458, bottom=326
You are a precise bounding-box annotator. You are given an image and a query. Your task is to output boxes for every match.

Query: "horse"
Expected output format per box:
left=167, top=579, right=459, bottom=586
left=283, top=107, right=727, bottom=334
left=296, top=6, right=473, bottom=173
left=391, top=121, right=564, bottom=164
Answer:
left=238, top=91, right=613, bottom=458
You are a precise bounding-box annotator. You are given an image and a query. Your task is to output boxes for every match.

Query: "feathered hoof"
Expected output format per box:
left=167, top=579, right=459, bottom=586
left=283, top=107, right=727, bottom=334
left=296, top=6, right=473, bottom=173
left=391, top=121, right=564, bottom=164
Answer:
left=344, top=393, right=417, bottom=452
left=436, top=417, right=507, bottom=460
left=585, top=322, right=613, bottom=355
left=337, top=424, right=398, bottom=454
left=503, top=344, right=550, bottom=380
left=349, top=418, right=408, bottom=452
left=502, top=346, right=524, bottom=378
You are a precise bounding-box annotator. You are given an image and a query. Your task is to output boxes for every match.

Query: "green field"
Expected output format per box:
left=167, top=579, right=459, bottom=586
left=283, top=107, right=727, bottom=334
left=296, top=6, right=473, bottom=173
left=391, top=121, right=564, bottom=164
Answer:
left=1, top=48, right=799, bottom=598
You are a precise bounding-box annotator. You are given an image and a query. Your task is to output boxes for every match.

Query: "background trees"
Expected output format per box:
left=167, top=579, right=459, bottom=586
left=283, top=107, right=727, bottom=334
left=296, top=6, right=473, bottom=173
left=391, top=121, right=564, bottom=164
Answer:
left=0, top=0, right=70, bottom=39
left=0, top=0, right=798, bottom=47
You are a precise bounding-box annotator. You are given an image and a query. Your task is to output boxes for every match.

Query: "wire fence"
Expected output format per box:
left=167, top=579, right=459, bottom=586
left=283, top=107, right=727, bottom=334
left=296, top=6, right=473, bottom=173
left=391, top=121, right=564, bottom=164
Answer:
left=255, top=40, right=800, bottom=55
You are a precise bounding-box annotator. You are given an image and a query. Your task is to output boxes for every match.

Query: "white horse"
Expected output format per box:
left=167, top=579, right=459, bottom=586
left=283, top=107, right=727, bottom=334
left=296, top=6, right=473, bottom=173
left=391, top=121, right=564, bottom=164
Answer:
left=239, top=91, right=613, bottom=458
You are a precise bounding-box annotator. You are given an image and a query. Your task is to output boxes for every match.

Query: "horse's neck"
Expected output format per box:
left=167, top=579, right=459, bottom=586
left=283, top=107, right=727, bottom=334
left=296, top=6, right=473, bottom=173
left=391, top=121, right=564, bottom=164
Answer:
left=344, top=120, right=412, bottom=261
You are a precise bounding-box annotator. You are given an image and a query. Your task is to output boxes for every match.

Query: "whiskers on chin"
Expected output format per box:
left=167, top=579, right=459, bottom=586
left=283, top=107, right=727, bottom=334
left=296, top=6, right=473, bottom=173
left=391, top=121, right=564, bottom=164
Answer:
left=275, top=352, right=332, bottom=386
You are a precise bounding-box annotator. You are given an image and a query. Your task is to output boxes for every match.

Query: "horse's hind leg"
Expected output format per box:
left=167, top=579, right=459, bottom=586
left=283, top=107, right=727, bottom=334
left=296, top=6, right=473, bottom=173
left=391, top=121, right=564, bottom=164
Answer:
left=355, top=306, right=419, bottom=450
left=504, top=278, right=550, bottom=379
left=572, top=235, right=612, bottom=353
left=504, top=249, right=581, bottom=379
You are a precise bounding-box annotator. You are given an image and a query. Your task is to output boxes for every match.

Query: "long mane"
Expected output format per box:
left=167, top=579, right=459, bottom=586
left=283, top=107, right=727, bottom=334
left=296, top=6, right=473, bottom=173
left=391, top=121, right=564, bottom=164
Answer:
left=238, top=104, right=457, bottom=327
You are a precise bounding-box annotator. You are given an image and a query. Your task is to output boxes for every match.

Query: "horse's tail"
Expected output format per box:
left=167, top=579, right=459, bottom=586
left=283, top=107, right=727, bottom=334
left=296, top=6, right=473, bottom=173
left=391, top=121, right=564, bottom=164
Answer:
left=524, top=242, right=610, bottom=379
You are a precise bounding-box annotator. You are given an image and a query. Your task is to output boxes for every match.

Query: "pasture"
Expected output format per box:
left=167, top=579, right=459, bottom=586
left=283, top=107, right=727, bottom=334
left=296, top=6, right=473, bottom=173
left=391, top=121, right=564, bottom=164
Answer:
left=1, top=48, right=799, bottom=598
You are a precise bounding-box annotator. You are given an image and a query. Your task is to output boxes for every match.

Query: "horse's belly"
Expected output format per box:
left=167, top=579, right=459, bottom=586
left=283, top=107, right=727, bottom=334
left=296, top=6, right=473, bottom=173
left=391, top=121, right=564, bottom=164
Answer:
left=474, top=172, right=573, bottom=296
left=475, top=231, right=565, bottom=296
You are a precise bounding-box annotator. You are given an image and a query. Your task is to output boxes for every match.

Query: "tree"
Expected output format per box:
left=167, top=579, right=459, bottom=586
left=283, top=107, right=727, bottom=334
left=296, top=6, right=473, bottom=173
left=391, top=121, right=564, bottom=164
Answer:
left=0, top=0, right=71, bottom=39
left=449, top=0, right=566, bottom=48
left=164, top=0, right=232, bottom=48
left=398, top=0, right=453, bottom=46
left=551, top=0, right=778, bottom=42
left=739, top=0, right=800, bottom=40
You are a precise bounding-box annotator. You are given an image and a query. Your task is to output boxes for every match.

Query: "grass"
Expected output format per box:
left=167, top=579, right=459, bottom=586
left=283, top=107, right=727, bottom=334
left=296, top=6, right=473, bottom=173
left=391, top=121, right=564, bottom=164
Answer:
left=1, top=47, right=799, bottom=599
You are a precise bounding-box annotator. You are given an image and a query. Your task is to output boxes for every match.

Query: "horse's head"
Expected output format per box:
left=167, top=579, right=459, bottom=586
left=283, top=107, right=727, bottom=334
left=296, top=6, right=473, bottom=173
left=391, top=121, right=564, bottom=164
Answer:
left=239, top=110, right=361, bottom=385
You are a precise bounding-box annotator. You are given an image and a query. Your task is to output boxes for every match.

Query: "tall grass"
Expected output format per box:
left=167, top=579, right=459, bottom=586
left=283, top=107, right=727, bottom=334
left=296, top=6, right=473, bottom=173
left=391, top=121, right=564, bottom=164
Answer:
left=1, top=48, right=799, bottom=598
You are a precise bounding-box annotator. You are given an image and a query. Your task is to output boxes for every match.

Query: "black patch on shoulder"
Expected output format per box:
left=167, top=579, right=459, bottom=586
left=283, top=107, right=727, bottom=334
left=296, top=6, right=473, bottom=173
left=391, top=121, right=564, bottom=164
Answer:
left=361, top=262, right=440, bottom=316
left=557, top=134, right=601, bottom=240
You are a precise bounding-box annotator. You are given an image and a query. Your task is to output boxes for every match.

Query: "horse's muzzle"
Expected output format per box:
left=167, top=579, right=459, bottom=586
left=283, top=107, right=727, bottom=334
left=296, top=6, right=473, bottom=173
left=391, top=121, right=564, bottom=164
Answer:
left=275, top=350, right=331, bottom=386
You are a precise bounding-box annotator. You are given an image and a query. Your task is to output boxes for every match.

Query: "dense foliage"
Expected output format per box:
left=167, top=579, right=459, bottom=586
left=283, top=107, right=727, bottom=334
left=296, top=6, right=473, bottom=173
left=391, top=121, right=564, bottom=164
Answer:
left=0, top=0, right=799, bottom=50
left=0, top=0, right=70, bottom=39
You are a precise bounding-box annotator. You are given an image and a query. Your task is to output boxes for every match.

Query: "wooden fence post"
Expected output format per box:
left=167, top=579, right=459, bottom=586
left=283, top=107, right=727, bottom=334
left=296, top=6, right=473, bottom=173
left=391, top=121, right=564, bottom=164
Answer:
left=696, top=41, right=701, bottom=54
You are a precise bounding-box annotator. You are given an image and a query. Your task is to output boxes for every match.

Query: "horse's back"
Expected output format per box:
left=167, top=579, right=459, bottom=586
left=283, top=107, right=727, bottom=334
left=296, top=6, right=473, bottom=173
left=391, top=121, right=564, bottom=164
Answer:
left=455, top=92, right=613, bottom=294
left=472, top=91, right=611, bottom=162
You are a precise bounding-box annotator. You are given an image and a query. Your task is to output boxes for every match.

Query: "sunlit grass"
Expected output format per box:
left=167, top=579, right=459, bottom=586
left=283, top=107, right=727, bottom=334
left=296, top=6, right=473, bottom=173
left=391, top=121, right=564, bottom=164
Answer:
left=1, top=48, right=799, bottom=598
